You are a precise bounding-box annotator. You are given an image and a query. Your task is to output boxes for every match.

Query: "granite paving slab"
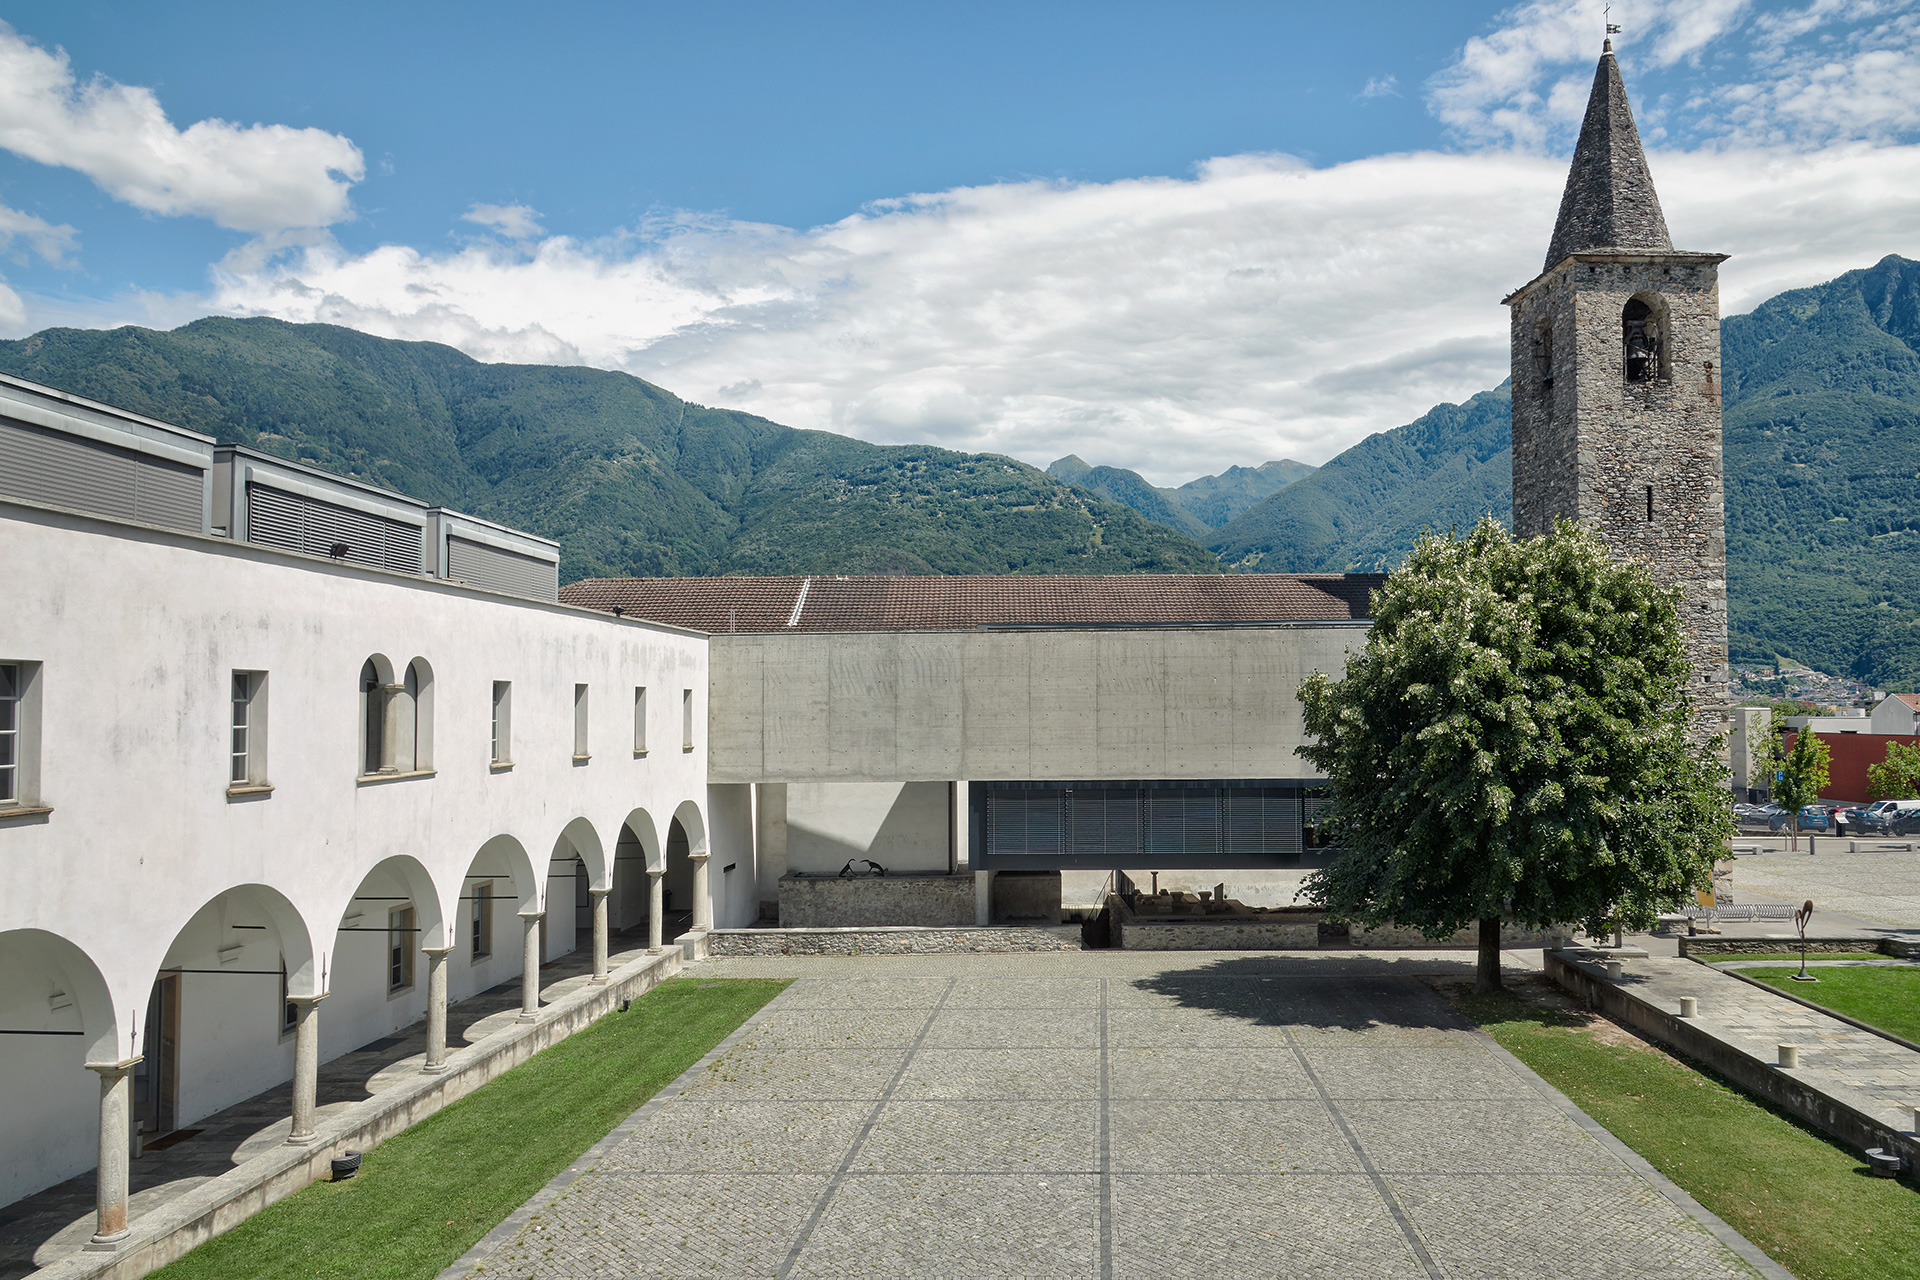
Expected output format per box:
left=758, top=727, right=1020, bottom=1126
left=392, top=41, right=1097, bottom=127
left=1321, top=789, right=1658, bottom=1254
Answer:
left=444, top=953, right=1783, bottom=1280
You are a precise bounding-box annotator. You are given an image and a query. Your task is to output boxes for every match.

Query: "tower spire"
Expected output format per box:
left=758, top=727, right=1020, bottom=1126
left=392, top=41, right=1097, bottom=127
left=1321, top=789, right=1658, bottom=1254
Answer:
left=1542, top=44, right=1672, bottom=271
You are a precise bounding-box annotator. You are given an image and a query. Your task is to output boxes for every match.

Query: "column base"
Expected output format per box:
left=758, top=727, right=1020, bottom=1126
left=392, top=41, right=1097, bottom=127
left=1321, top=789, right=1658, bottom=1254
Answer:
left=589, top=974, right=610, bottom=984
left=285, top=1131, right=318, bottom=1147
left=516, top=1012, right=538, bottom=1023
left=84, top=1230, right=131, bottom=1252
left=422, top=1061, right=450, bottom=1074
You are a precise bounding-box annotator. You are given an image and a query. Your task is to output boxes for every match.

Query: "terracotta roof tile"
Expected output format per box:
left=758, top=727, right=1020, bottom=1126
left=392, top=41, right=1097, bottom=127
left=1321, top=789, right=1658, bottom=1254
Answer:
left=560, top=574, right=1381, bottom=633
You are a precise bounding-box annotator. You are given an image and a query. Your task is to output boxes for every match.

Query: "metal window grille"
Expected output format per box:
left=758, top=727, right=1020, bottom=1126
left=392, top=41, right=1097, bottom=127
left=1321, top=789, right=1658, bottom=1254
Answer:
left=246, top=483, right=424, bottom=574
left=0, top=664, right=16, bottom=805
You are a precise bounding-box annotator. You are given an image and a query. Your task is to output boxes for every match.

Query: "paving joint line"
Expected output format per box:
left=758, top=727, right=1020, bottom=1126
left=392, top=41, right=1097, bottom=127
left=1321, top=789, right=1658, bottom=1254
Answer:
left=773, top=976, right=958, bottom=1280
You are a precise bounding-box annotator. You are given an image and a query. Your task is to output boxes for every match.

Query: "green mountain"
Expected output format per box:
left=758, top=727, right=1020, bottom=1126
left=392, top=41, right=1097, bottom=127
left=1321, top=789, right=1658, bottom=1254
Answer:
left=1195, top=254, right=1920, bottom=686
left=0, top=317, right=1220, bottom=581
left=1044, top=454, right=1314, bottom=539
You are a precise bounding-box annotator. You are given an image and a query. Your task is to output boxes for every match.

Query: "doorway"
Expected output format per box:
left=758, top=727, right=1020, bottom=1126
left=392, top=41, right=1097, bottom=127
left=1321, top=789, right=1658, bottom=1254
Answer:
left=134, top=975, right=179, bottom=1138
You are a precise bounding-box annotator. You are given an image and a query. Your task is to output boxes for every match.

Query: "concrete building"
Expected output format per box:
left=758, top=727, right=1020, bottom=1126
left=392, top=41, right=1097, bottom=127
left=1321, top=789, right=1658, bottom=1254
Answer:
left=561, top=575, right=1379, bottom=926
left=1871, top=693, right=1920, bottom=735
left=1505, top=39, right=1730, bottom=728
left=0, top=373, right=739, bottom=1242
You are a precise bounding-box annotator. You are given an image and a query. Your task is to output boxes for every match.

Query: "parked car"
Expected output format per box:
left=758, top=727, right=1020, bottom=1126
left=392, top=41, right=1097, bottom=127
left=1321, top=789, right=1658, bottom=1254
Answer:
left=1831, top=805, right=1870, bottom=836
left=1859, top=799, right=1920, bottom=833
left=1769, top=805, right=1831, bottom=833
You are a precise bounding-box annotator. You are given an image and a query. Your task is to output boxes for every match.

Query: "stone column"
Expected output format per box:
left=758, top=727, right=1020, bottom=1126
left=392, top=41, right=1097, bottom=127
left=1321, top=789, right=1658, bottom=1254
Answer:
left=422, top=947, right=453, bottom=1071
left=647, top=871, right=665, bottom=954
left=378, top=683, right=404, bottom=773
left=590, top=888, right=611, bottom=981
left=690, top=852, right=713, bottom=931
left=518, top=911, right=544, bottom=1021
left=84, top=1058, right=139, bottom=1249
left=286, top=994, right=325, bottom=1144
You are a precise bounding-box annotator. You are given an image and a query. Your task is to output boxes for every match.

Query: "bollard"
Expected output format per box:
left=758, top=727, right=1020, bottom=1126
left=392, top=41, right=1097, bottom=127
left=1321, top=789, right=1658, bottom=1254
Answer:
left=1606, top=960, right=1624, bottom=980
left=1778, top=1044, right=1800, bottom=1068
left=1679, top=996, right=1699, bottom=1018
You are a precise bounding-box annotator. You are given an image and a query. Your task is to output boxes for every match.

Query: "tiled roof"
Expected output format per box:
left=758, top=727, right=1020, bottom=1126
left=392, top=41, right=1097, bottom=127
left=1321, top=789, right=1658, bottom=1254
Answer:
left=561, top=574, right=1382, bottom=633
left=1895, top=693, right=1920, bottom=711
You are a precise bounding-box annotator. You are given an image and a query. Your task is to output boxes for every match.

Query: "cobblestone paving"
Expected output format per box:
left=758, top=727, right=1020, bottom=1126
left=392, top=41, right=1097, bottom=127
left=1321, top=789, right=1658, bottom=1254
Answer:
left=458, top=953, right=1774, bottom=1280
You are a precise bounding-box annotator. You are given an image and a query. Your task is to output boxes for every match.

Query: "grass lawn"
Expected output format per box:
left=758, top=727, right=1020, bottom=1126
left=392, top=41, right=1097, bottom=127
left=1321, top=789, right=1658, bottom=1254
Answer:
left=1451, top=979, right=1920, bottom=1280
left=1734, top=964, right=1920, bottom=1043
left=1700, top=951, right=1886, bottom=965
left=155, top=976, right=789, bottom=1280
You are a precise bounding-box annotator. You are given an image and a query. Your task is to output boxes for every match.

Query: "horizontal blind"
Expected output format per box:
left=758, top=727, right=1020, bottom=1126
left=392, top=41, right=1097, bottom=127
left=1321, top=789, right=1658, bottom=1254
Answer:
left=448, top=535, right=559, bottom=600
left=1068, top=788, right=1141, bottom=858
left=1145, top=788, right=1221, bottom=858
left=246, top=483, right=424, bottom=573
left=1224, top=788, right=1303, bottom=858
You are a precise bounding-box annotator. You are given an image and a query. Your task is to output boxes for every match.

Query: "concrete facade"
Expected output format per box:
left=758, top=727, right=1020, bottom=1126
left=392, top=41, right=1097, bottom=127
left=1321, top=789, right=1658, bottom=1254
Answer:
left=708, top=625, right=1367, bottom=784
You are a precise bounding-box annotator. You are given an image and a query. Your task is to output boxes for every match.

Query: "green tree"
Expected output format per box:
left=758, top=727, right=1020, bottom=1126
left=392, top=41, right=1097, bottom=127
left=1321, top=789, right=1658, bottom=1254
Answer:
left=1866, top=740, right=1920, bottom=801
left=1296, top=518, right=1731, bottom=993
left=1765, top=715, right=1831, bottom=850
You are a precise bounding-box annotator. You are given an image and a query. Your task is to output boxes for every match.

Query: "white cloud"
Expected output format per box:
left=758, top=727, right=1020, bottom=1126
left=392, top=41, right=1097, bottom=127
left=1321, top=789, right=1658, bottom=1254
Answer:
left=1428, top=0, right=1920, bottom=150
left=1358, top=75, right=1400, bottom=100
left=0, top=22, right=363, bottom=233
left=197, top=140, right=1920, bottom=486
left=0, top=201, right=76, bottom=265
left=462, top=203, right=544, bottom=240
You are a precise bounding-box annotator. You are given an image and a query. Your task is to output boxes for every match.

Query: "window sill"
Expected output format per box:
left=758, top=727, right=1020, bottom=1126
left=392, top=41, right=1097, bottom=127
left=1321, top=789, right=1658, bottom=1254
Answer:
left=226, top=783, right=275, bottom=799
left=489, top=760, right=514, bottom=772
left=633, top=748, right=649, bottom=758
left=0, top=804, right=53, bottom=823
left=682, top=745, right=696, bottom=753
left=356, top=769, right=436, bottom=786
left=572, top=753, right=592, bottom=764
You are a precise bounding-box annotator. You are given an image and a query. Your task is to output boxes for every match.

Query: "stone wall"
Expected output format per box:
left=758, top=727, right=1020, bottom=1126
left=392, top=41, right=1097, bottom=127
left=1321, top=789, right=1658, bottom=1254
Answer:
left=708, top=925, right=1084, bottom=956
left=1112, top=897, right=1559, bottom=951
left=1679, top=936, right=1914, bottom=959
left=1508, top=253, right=1729, bottom=736
left=778, top=873, right=974, bottom=927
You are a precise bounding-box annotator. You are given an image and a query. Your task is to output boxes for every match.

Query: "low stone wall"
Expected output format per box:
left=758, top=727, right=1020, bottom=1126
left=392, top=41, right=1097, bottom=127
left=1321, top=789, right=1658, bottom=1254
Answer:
left=708, top=925, right=1084, bottom=956
left=1113, top=897, right=1558, bottom=951
left=48, top=948, right=682, bottom=1280
left=1545, top=950, right=1918, bottom=1170
left=779, top=873, right=973, bottom=927
left=1680, top=936, right=1914, bottom=959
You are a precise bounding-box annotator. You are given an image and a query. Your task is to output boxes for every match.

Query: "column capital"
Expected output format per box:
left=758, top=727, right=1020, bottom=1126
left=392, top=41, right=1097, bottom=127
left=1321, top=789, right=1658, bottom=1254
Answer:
left=85, top=1056, right=141, bottom=1077
left=647, top=867, right=664, bottom=879
left=420, top=945, right=456, bottom=959
left=589, top=886, right=611, bottom=900
left=288, top=990, right=329, bottom=1007
left=518, top=909, right=546, bottom=921
left=687, top=851, right=711, bottom=863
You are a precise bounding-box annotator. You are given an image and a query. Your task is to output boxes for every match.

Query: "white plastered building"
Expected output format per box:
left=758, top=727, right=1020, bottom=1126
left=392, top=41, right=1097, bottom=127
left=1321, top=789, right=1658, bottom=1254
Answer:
left=0, top=373, right=756, bottom=1241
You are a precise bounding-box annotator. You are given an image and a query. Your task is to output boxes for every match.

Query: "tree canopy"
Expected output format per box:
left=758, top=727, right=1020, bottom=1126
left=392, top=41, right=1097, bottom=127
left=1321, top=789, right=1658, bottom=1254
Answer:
left=1296, top=518, right=1731, bottom=990
left=1866, top=740, right=1920, bottom=801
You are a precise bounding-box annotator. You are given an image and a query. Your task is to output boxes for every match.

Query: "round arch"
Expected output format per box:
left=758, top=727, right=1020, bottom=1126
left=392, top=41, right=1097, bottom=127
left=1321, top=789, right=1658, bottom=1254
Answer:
left=670, top=799, right=708, bottom=858
left=467, top=833, right=541, bottom=916
left=327, top=853, right=448, bottom=961
left=0, top=928, right=119, bottom=1063
left=554, top=817, right=609, bottom=892
left=618, top=807, right=663, bottom=875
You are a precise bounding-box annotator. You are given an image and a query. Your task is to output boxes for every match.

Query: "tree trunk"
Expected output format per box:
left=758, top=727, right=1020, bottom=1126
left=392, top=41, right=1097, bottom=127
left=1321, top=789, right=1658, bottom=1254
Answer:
left=1474, top=917, right=1503, bottom=994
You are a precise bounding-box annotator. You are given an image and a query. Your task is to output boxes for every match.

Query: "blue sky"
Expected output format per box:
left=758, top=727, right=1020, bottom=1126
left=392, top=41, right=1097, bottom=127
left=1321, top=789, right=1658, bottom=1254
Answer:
left=0, top=1, right=1916, bottom=481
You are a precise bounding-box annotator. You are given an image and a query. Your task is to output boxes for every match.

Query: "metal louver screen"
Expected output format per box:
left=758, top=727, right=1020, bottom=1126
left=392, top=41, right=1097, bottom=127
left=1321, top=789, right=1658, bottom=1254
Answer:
left=0, top=419, right=204, bottom=533
left=975, top=780, right=1321, bottom=869
left=986, top=790, right=1064, bottom=859
left=246, top=483, right=424, bottom=573
left=447, top=535, right=559, bottom=601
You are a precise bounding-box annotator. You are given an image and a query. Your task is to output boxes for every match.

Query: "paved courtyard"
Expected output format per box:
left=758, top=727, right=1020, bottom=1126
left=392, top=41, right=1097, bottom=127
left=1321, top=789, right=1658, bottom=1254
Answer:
left=1724, top=844, right=1920, bottom=930
left=449, top=953, right=1776, bottom=1280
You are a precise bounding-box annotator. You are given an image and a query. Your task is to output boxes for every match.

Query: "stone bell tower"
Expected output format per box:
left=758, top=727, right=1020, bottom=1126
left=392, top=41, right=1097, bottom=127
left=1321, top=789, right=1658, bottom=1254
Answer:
left=1505, top=39, right=1729, bottom=722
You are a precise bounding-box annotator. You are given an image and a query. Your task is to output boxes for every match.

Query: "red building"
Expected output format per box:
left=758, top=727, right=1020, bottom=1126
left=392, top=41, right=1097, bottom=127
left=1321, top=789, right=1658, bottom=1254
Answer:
left=1782, top=731, right=1920, bottom=802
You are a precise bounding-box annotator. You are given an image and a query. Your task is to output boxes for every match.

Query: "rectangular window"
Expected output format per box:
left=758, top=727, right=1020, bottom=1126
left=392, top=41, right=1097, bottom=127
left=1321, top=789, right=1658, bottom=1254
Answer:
left=0, top=664, right=18, bottom=806
left=229, top=671, right=268, bottom=787
left=490, top=681, right=512, bottom=764
left=1646, top=484, right=1655, bottom=522
left=470, top=883, right=492, bottom=959
left=0, top=661, right=42, bottom=809
left=682, top=688, right=694, bottom=751
left=633, top=686, right=648, bottom=754
left=388, top=906, right=416, bottom=993
left=279, top=963, right=298, bottom=1033
left=573, top=683, right=590, bottom=759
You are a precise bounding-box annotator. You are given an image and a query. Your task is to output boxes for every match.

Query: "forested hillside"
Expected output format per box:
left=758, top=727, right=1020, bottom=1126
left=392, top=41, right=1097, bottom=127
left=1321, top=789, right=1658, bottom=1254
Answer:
left=1045, top=455, right=1313, bottom=537
left=0, top=318, right=1219, bottom=582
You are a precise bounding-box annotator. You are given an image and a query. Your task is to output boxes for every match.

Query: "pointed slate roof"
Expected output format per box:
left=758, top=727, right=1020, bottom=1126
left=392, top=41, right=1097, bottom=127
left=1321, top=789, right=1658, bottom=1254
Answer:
left=1543, top=42, right=1672, bottom=271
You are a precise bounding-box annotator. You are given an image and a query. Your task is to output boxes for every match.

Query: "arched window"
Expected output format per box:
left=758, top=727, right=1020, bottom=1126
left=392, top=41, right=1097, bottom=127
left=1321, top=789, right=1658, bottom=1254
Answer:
left=359, top=655, right=395, bottom=775
left=403, top=658, right=434, bottom=771
left=1622, top=294, right=1670, bottom=384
